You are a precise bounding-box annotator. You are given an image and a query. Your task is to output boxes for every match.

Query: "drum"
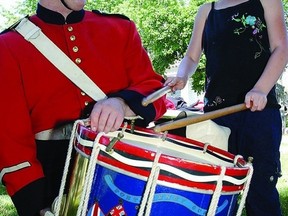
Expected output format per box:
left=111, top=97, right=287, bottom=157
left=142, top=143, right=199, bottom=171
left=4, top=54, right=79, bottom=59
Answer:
left=54, top=119, right=253, bottom=216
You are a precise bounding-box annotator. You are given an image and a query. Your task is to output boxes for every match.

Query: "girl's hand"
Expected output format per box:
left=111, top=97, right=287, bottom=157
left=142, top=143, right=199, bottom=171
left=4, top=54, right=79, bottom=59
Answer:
left=164, top=76, right=188, bottom=91
left=245, top=89, right=267, bottom=111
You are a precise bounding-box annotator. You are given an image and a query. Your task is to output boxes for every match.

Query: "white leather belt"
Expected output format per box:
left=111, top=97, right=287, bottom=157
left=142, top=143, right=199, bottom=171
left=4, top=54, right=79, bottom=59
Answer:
left=35, top=123, right=74, bottom=140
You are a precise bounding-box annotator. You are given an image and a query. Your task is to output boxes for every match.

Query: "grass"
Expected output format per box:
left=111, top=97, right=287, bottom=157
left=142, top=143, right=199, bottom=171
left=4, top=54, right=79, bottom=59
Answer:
left=277, top=134, right=288, bottom=216
left=1, top=136, right=288, bottom=216
left=0, top=190, right=17, bottom=216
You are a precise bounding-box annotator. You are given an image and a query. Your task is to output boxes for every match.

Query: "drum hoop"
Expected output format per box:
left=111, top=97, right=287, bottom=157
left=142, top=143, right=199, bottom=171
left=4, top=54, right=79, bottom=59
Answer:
left=75, top=126, right=241, bottom=168
left=76, top=122, right=247, bottom=167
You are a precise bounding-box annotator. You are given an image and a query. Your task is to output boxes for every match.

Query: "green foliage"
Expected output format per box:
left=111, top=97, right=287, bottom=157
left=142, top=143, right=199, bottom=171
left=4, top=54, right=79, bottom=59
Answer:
left=191, top=55, right=206, bottom=94
left=277, top=136, right=288, bottom=215
left=0, top=185, right=17, bottom=216
left=277, top=83, right=288, bottom=104
left=0, top=0, right=37, bottom=30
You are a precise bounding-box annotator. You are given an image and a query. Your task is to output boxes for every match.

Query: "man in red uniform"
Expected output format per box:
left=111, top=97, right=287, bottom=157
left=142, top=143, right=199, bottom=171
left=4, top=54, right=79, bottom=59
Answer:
left=0, top=0, right=167, bottom=215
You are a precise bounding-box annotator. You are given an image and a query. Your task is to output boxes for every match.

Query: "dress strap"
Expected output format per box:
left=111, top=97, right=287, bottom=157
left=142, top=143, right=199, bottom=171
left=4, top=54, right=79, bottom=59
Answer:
left=211, top=1, right=215, bottom=10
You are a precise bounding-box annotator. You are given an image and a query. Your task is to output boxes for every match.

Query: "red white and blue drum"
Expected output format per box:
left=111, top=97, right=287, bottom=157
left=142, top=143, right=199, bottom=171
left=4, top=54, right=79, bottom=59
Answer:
left=60, top=120, right=252, bottom=216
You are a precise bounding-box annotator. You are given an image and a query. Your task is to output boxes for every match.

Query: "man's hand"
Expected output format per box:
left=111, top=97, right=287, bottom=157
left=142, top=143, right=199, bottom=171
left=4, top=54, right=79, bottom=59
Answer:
left=90, top=97, right=135, bottom=133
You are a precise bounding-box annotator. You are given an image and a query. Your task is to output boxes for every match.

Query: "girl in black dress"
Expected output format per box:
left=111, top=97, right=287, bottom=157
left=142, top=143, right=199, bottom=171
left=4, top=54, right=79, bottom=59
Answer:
left=166, top=0, right=288, bottom=215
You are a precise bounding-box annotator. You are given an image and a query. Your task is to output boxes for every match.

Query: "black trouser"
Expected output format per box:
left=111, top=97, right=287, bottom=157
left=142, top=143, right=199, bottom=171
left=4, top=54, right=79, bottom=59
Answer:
left=36, top=139, right=74, bottom=212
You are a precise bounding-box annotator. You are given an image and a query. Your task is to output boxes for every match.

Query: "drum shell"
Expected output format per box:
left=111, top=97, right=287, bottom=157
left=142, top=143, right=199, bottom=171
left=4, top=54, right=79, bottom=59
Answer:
left=62, top=152, right=89, bottom=216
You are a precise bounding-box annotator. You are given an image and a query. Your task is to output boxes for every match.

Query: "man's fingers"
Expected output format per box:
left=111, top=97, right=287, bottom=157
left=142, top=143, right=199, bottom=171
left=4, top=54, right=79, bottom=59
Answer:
left=90, top=98, right=126, bottom=133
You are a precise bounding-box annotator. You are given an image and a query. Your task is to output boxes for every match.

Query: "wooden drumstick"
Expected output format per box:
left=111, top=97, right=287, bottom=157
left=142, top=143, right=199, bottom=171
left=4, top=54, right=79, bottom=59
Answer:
left=154, top=103, right=247, bottom=133
left=142, top=86, right=172, bottom=106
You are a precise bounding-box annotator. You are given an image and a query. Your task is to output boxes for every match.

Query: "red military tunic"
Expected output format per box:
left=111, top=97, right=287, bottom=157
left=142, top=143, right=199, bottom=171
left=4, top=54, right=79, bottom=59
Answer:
left=0, top=4, right=166, bottom=212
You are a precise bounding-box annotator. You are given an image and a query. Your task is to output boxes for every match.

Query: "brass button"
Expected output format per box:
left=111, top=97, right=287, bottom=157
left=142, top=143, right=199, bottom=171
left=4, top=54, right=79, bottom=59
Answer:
left=70, top=35, right=76, bottom=41
left=67, top=26, right=73, bottom=32
left=81, top=91, right=86, bottom=96
left=84, top=101, right=89, bottom=106
left=73, top=46, right=79, bottom=52
left=75, top=58, right=82, bottom=64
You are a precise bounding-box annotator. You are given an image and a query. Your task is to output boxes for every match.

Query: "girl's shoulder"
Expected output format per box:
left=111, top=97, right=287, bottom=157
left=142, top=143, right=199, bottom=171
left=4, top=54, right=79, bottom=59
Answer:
left=197, top=2, right=213, bottom=20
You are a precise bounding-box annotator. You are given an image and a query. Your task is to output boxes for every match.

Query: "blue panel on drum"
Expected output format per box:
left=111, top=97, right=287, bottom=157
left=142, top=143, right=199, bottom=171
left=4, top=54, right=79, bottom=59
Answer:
left=88, top=164, right=239, bottom=216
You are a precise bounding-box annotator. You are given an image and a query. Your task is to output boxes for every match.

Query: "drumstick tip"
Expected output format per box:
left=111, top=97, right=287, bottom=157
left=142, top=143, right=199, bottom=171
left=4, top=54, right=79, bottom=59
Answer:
left=153, top=125, right=161, bottom=133
left=141, top=99, right=148, bottom=107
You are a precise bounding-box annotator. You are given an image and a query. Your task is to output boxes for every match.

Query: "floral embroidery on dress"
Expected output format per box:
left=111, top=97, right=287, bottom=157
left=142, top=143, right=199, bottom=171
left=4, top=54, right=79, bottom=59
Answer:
left=204, top=96, right=225, bottom=107
left=232, top=13, right=266, bottom=59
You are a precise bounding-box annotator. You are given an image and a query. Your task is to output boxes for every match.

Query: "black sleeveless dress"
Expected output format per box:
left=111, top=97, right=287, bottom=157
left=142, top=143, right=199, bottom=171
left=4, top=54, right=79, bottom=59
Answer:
left=202, top=0, right=279, bottom=112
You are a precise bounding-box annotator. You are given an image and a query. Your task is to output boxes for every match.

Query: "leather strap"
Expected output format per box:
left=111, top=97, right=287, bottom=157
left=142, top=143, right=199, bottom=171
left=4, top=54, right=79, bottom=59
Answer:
left=34, top=123, right=74, bottom=140
left=60, top=0, right=73, bottom=10
left=14, top=17, right=107, bottom=102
